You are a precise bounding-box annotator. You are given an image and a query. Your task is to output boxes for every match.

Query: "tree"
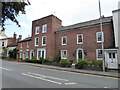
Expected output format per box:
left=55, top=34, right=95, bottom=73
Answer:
left=0, top=0, right=30, bottom=29
left=8, top=48, right=18, bottom=59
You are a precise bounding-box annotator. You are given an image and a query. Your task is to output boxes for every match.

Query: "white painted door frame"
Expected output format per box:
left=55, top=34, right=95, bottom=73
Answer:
left=76, top=48, right=84, bottom=62
left=37, top=48, right=46, bottom=59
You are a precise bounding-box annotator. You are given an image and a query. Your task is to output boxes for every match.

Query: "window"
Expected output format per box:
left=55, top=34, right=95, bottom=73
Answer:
left=35, top=37, right=39, bottom=46
left=20, top=50, right=22, bottom=59
left=62, top=36, right=67, bottom=45
left=2, top=41, right=4, bottom=47
left=30, top=50, right=34, bottom=59
left=27, top=42, right=29, bottom=48
left=21, top=43, right=23, bottom=48
left=61, top=50, right=67, bottom=59
left=26, top=50, right=29, bottom=59
left=42, top=36, right=46, bottom=46
left=97, top=32, right=104, bottom=43
left=42, top=24, right=47, bottom=33
left=35, top=26, right=39, bottom=34
left=77, top=34, right=83, bottom=44
left=96, top=49, right=103, bottom=60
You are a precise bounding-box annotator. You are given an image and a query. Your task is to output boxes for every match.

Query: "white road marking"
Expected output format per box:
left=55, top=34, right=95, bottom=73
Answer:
left=65, top=82, right=77, bottom=85
left=27, top=72, right=69, bottom=82
left=104, top=87, right=108, bottom=88
left=22, top=73, right=62, bottom=85
left=0, top=67, right=13, bottom=71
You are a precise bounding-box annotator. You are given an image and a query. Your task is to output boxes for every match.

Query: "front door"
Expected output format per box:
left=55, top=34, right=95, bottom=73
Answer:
left=37, top=48, right=46, bottom=59
left=77, top=48, right=84, bottom=62
left=108, top=53, right=118, bottom=69
left=23, top=51, right=25, bottom=60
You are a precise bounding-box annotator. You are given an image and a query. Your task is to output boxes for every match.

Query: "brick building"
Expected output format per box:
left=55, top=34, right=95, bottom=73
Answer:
left=18, top=14, right=119, bottom=69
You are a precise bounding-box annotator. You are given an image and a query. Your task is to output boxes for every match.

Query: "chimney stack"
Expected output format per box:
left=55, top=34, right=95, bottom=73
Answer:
left=13, top=32, right=17, bottom=42
left=18, top=35, right=22, bottom=41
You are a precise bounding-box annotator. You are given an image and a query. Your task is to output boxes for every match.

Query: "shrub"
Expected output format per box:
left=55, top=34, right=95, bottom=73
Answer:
left=60, top=59, right=72, bottom=67
left=89, top=59, right=102, bottom=67
left=48, top=58, right=53, bottom=63
left=56, top=50, right=61, bottom=62
left=26, top=58, right=30, bottom=62
left=39, top=57, right=44, bottom=64
left=75, top=59, right=89, bottom=69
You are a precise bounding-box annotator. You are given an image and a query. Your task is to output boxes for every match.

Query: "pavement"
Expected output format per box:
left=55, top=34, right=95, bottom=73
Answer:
left=6, top=60, right=119, bottom=78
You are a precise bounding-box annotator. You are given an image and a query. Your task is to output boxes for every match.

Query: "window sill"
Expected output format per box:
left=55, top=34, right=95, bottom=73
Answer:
left=77, top=42, right=83, bottom=44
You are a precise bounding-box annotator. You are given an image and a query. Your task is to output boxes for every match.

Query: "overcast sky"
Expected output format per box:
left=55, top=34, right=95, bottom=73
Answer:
left=4, top=0, right=120, bottom=39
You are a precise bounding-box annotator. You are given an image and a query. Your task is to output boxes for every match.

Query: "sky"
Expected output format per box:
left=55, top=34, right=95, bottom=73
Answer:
left=3, top=0, right=120, bottom=39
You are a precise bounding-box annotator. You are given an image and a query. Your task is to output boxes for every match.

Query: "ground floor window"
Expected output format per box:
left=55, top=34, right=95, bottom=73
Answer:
left=26, top=50, right=29, bottom=59
left=20, top=50, right=22, bottom=59
left=61, top=50, right=67, bottom=59
left=96, top=49, right=103, bottom=60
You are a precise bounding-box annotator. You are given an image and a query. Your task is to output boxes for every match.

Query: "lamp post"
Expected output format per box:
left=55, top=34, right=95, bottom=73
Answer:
left=98, top=0, right=105, bottom=72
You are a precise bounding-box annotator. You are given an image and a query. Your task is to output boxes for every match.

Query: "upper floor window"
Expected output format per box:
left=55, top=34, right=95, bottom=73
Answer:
left=27, top=42, right=29, bottom=48
left=61, top=50, right=67, bottom=59
left=77, top=34, right=83, bottom=44
left=62, top=36, right=67, bottom=45
left=35, top=37, right=39, bottom=46
left=35, top=26, right=39, bottom=34
left=21, top=43, right=23, bottom=48
left=42, top=36, right=46, bottom=46
left=97, top=32, right=104, bottom=43
left=2, top=41, right=4, bottom=47
left=96, top=49, right=103, bottom=60
left=42, top=24, right=47, bottom=33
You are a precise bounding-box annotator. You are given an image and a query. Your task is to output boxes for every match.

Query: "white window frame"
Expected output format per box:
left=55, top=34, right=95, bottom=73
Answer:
left=96, top=32, right=104, bottom=43
left=61, top=50, right=67, bottom=59
left=21, top=43, right=23, bottom=48
left=27, top=41, right=29, bottom=48
left=35, top=37, right=39, bottom=46
left=42, top=24, right=47, bottom=33
left=2, top=41, right=4, bottom=47
left=42, top=36, right=46, bottom=46
left=96, top=49, right=103, bottom=60
left=62, top=36, right=67, bottom=45
left=77, top=34, right=83, bottom=44
left=30, top=50, right=34, bottom=59
left=20, top=50, right=22, bottom=59
left=26, top=49, right=29, bottom=59
left=35, top=26, right=39, bottom=34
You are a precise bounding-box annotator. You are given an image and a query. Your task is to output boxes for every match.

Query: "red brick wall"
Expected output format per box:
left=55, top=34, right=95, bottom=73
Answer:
left=26, top=15, right=61, bottom=59
left=55, top=23, right=114, bottom=61
left=18, top=40, right=31, bottom=59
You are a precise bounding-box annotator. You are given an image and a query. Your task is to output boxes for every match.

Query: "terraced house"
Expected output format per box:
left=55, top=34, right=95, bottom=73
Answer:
left=18, top=10, right=120, bottom=69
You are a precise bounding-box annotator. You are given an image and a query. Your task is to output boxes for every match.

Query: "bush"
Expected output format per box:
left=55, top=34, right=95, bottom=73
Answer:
left=75, top=59, right=89, bottom=69
left=26, top=58, right=30, bottom=62
left=39, top=57, right=44, bottom=64
left=56, top=50, right=61, bottom=62
left=48, top=58, right=53, bottom=63
left=89, top=59, right=102, bottom=67
left=60, top=59, right=72, bottom=67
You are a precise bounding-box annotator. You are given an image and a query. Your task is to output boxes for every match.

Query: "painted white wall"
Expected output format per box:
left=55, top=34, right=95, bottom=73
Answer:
left=118, top=1, right=120, bottom=65
left=112, top=2, right=120, bottom=64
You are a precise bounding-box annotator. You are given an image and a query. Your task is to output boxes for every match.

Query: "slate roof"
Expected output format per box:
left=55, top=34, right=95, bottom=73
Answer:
left=18, top=37, right=32, bottom=43
left=56, top=16, right=112, bottom=32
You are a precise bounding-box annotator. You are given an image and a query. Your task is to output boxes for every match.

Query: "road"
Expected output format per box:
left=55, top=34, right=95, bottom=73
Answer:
left=0, top=59, right=119, bottom=89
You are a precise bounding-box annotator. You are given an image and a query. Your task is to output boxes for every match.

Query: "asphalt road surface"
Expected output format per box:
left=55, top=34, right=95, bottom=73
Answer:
left=0, top=60, right=119, bottom=89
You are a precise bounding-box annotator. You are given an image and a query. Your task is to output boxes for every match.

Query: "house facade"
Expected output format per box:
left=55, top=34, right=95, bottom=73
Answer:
left=0, top=29, right=22, bottom=57
left=17, top=14, right=119, bottom=69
